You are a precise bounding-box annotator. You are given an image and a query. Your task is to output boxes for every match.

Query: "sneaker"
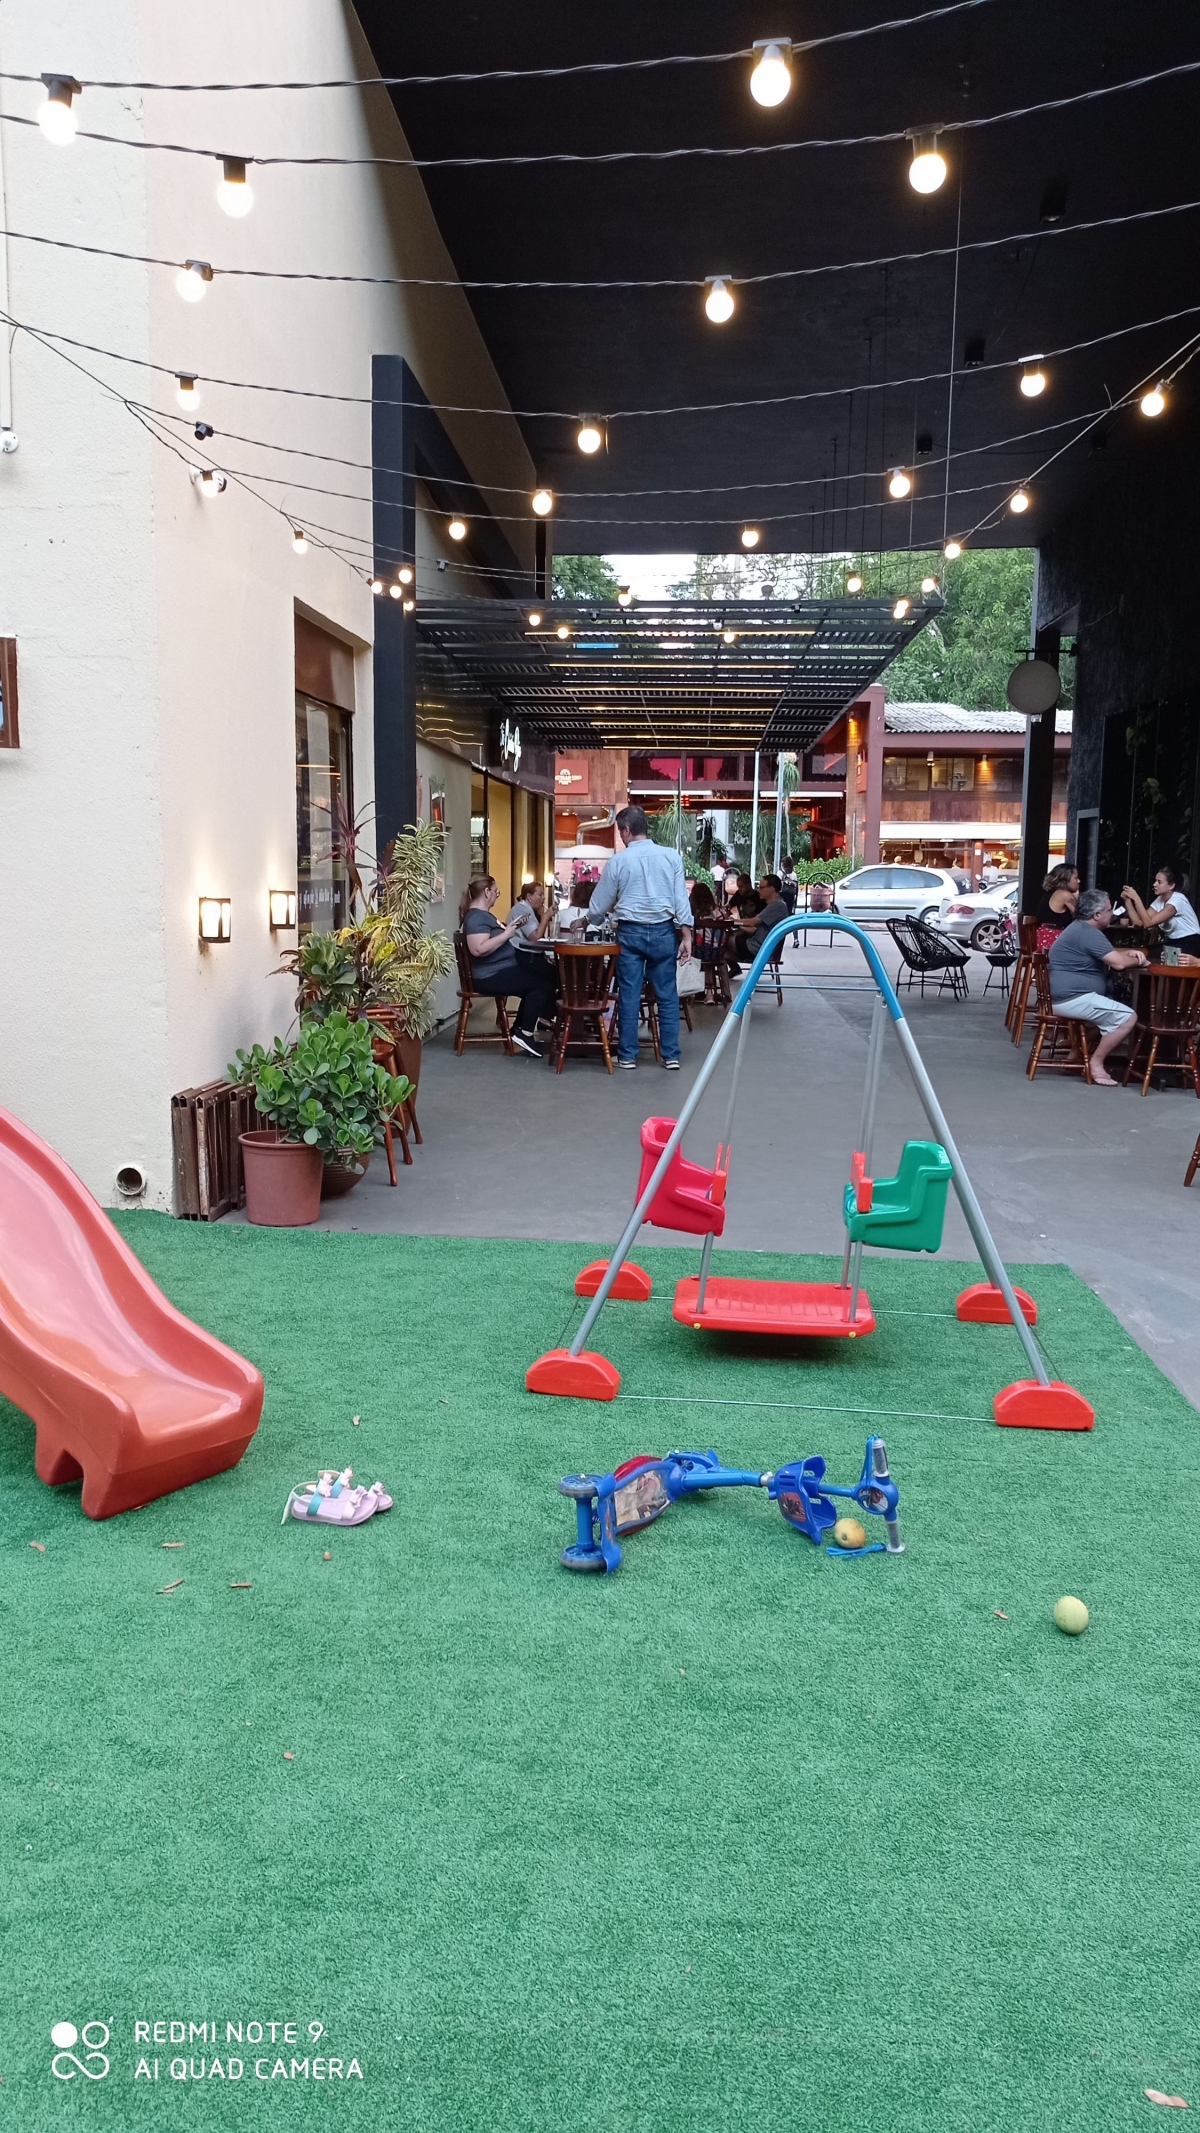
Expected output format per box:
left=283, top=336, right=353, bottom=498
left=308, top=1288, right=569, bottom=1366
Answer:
left=664, top=1058, right=681, bottom=1071
left=617, top=1059, right=638, bottom=1071
left=512, top=1031, right=544, bottom=1059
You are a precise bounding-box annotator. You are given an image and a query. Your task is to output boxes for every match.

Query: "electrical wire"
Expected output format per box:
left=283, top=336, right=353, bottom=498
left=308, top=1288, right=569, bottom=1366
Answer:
left=7, top=57, right=1198, bottom=169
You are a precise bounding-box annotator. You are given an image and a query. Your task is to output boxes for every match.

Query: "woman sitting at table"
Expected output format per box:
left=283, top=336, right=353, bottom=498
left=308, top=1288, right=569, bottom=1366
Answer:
left=460, top=875, right=558, bottom=1060
left=1035, top=863, right=1079, bottom=952
left=689, top=880, right=716, bottom=921
left=1120, top=865, right=1200, bottom=959
left=505, top=879, right=550, bottom=944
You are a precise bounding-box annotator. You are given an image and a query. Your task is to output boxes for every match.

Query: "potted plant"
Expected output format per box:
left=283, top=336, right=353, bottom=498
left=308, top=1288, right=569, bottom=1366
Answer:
left=228, top=1014, right=411, bottom=1225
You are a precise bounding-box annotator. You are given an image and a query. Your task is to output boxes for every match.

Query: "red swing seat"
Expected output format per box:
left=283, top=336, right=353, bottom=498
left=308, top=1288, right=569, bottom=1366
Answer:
left=636, top=1117, right=727, bottom=1237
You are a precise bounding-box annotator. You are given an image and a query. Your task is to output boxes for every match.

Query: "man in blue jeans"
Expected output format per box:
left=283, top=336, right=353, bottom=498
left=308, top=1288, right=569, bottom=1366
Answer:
left=588, top=806, right=693, bottom=1069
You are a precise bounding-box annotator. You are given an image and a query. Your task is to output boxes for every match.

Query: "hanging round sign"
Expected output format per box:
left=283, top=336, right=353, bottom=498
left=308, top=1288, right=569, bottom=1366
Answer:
left=1005, top=656, right=1061, bottom=715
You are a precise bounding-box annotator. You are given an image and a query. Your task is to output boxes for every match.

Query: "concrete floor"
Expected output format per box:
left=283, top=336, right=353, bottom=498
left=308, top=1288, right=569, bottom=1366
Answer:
left=247, top=935, right=1200, bottom=1407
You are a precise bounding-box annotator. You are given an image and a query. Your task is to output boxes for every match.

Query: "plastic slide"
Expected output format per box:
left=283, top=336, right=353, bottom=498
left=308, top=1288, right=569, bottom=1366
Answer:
left=0, top=1106, right=263, bottom=1517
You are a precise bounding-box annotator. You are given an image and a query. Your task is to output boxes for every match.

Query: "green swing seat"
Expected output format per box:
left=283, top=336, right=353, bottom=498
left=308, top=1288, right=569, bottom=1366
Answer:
left=843, top=1139, right=953, bottom=1254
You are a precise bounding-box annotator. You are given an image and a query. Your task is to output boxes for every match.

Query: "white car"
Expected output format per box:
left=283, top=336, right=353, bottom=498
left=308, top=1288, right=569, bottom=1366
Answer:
left=833, top=863, right=961, bottom=926
left=937, top=883, right=1018, bottom=951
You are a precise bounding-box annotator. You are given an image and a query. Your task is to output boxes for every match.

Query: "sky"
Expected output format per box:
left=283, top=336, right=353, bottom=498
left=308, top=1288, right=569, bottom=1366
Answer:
left=602, top=553, right=698, bottom=598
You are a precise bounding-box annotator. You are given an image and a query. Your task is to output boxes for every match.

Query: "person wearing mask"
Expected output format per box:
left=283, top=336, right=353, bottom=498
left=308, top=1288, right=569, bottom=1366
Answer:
left=588, top=806, right=693, bottom=1070
left=460, top=875, right=558, bottom=1060
left=1048, top=887, right=1148, bottom=1086
left=505, top=880, right=550, bottom=945
left=1120, top=864, right=1200, bottom=958
left=1035, top=863, right=1079, bottom=952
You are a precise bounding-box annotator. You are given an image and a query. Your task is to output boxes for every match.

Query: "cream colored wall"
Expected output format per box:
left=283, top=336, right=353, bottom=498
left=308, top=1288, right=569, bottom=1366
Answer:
left=415, top=739, right=471, bottom=1026
left=0, top=0, right=534, bottom=1206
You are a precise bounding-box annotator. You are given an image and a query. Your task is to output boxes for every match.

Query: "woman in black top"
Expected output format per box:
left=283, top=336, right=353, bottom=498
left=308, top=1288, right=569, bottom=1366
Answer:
left=1035, top=863, right=1079, bottom=952
left=460, top=875, right=558, bottom=1060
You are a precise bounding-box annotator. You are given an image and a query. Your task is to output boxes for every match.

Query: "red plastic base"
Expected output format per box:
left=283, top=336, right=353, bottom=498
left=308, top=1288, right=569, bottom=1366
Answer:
left=525, top=1348, right=622, bottom=1400
left=957, top=1282, right=1038, bottom=1326
left=574, top=1260, right=653, bottom=1301
left=993, top=1379, right=1095, bottom=1430
left=673, top=1277, right=876, bottom=1338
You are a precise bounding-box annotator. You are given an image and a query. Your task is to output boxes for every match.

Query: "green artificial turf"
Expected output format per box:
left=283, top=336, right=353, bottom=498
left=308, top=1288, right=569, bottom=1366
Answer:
left=3, top=1218, right=1199, bottom=2130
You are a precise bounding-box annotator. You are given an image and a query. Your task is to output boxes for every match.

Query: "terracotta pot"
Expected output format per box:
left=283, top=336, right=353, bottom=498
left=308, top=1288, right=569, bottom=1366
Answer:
left=320, top=1151, right=371, bottom=1199
left=239, top=1131, right=323, bottom=1227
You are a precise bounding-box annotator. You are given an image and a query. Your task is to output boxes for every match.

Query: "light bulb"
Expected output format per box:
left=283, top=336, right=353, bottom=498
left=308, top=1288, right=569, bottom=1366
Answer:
left=447, top=517, right=467, bottom=540
left=907, top=130, right=947, bottom=195
left=1009, top=487, right=1031, bottom=514
left=389, top=584, right=403, bottom=599
left=921, top=575, right=938, bottom=595
left=556, top=623, right=570, bottom=640
left=749, top=41, right=792, bottom=108
left=576, top=420, right=603, bottom=454
left=888, top=467, right=912, bottom=499
left=216, top=156, right=253, bottom=217
left=403, top=597, right=415, bottom=613
left=723, top=628, right=737, bottom=644
left=893, top=597, right=911, bottom=619
left=531, top=488, right=554, bottom=516
left=1020, top=359, right=1047, bottom=398
left=176, top=373, right=200, bottom=413
left=397, top=564, right=414, bottom=585
left=944, top=538, right=963, bottom=559
left=190, top=466, right=227, bottom=495
left=528, top=610, right=543, bottom=627
left=37, top=75, right=79, bottom=145
left=370, top=578, right=383, bottom=595
left=704, top=276, right=735, bottom=324
left=740, top=526, right=760, bottom=549
left=292, top=528, right=308, bottom=554
left=176, top=260, right=213, bottom=303
left=617, top=587, right=632, bottom=608
left=1140, top=384, right=1166, bottom=417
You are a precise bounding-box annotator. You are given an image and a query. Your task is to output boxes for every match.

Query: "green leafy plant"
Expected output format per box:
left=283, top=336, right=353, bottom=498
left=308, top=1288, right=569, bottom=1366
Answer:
left=228, top=1013, right=411, bottom=1169
left=275, top=818, right=453, bottom=1038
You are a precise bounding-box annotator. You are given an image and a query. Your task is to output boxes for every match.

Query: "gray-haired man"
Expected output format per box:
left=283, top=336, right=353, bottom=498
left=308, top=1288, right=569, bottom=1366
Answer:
left=1048, top=888, right=1147, bottom=1085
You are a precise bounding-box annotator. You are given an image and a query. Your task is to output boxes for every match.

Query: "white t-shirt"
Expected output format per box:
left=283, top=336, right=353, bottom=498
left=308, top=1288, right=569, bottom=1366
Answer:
left=1152, top=889, right=1200, bottom=941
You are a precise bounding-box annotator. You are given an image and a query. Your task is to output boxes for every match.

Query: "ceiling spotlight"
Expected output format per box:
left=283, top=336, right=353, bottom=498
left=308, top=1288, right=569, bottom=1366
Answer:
left=944, top=538, right=963, bottom=559
left=189, top=466, right=227, bottom=494
left=176, top=259, right=214, bottom=303
left=216, top=155, right=253, bottom=217
left=749, top=39, right=793, bottom=107
left=528, top=610, right=543, bottom=627
left=389, top=584, right=403, bottom=599
left=176, top=373, right=200, bottom=413
left=906, top=128, right=947, bottom=195
left=888, top=467, right=912, bottom=498
left=704, top=276, right=735, bottom=324
left=447, top=517, right=467, bottom=540
left=617, top=587, right=633, bottom=608
left=576, top=419, right=603, bottom=454
left=1009, top=487, right=1031, bottom=514
left=1140, top=384, right=1167, bottom=418
left=846, top=572, right=864, bottom=594
left=370, top=577, right=383, bottom=595
left=556, top=623, right=570, bottom=640
left=292, top=527, right=308, bottom=554
left=740, top=526, right=761, bottom=549
left=893, top=597, right=911, bottom=619
left=723, top=628, right=737, bottom=644
left=37, top=74, right=80, bottom=145
left=921, top=575, right=939, bottom=595
left=531, top=488, right=554, bottom=516
left=1020, top=358, right=1047, bottom=398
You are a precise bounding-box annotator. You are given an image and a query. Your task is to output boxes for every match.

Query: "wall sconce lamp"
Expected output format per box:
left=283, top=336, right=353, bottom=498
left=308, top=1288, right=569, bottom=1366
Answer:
left=198, top=896, right=232, bottom=944
left=269, top=889, right=297, bottom=931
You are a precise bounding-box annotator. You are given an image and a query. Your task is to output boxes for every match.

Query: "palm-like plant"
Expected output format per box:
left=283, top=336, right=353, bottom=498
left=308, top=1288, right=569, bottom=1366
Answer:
left=276, top=812, right=453, bottom=1038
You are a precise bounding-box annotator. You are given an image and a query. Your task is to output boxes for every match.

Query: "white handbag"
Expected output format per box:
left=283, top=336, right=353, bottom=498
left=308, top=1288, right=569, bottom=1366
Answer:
left=677, top=957, right=705, bottom=997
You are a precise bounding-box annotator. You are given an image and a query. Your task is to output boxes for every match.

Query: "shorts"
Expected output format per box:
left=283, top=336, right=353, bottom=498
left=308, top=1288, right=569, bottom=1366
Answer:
left=1051, top=991, right=1135, bottom=1035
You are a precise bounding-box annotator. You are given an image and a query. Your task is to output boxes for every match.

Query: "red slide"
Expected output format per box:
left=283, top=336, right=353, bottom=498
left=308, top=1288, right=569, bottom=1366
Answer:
left=0, top=1107, right=263, bottom=1518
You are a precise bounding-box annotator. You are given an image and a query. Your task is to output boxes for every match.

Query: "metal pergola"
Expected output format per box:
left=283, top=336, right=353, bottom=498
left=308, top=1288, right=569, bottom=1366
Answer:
left=415, top=596, right=942, bottom=753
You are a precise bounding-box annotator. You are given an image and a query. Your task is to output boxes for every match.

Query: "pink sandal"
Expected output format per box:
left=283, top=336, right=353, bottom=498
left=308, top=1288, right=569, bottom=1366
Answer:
left=282, top=1468, right=394, bottom=1527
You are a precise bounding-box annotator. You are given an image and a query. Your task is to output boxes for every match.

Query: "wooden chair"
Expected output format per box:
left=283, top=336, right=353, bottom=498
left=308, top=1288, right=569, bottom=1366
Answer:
left=452, top=931, right=515, bottom=1056
left=1026, top=954, right=1093, bottom=1081
left=639, top=977, right=694, bottom=1060
left=1007, top=915, right=1039, bottom=1042
left=1186, top=1128, right=1200, bottom=1187
left=550, top=945, right=620, bottom=1074
left=755, top=946, right=785, bottom=1004
left=692, top=920, right=733, bottom=1006
left=365, top=1008, right=422, bottom=1169
left=1122, top=971, right=1200, bottom=1096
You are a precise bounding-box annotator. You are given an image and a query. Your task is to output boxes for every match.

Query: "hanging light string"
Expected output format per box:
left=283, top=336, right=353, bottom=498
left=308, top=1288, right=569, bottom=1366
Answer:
left=0, top=189, right=1196, bottom=302
left=8, top=57, right=1198, bottom=170
left=0, top=4, right=999, bottom=93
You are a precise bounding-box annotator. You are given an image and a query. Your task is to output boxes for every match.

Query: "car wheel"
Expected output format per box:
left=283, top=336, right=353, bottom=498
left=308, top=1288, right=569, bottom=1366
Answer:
left=970, top=919, right=1004, bottom=951
left=918, top=906, right=939, bottom=925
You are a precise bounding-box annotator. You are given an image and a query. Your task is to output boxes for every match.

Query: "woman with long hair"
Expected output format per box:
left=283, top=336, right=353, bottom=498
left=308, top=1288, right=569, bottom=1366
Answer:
left=1120, top=863, right=1200, bottom=958
left=1035, top=862, right=1079, bottom=952
left=459, top=875, right=558, bottom=1059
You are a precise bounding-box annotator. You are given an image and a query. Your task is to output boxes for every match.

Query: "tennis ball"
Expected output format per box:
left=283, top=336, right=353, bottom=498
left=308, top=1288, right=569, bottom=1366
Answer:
left=1053, top=1595, right=1089, bottom=1635
left=832, top=1516, right=867, bottom=1550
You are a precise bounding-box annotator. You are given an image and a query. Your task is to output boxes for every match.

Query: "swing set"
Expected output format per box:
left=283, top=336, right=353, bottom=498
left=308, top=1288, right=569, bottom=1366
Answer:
left=526, top=916, right=1093, bottom=1432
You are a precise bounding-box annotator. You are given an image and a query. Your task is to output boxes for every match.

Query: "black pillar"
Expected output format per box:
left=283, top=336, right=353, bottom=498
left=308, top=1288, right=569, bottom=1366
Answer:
left=371, top=355, right=418, bottom=842
left=1018, top=624, right=1061, bottom=914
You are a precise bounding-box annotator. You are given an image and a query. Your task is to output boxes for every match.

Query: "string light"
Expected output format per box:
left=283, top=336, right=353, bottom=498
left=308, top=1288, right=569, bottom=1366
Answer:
left=402, top=596, right=415, bottom=612
left=175, top=372, right=199, bottom=411
left=893, top=596, right=911, bottom=618
left=704, top=276, right=735, bottom=323
left=527, top=610, right=543, bottom=627
left=291, top=526, right=308, bottom=553
left=1008, top=487, right=1031, bottom=512
left=189, top=465, right=226, bottom=494
left=906, top=128, right=947, bottom=193
left=1140, top=383, right=1166, bottom=415
left=846, top=572, right=864, bottom=592
left=389, top=583, right=403, bottom=598
left=556, top=623, right=570, bottom=639
left=921, top=574, right=939, bottom=593
left=37, top=75, right=80, bottom=144
left=370, top=576, right=383, bottom=594
left=723, top=627, right=737, bottom=643
left=531, top=488, right=554, bottom=515
left=617, top=586, right=633, bottom=607
left=447, top=516, right=467, bottom=539
left=397, top=564, right=414, bottom=584
left=576, top=419, right=603, bottom=454
left=749, top=40, right=793, bottom=107
left=740, top=525, right=761, bottom=548
left=216, top=155, right=253, bottom=215
left=176, top=259, right=213, bottom=302
left=888, top=466, right=912, bottom=497
left=944, top=538, right=963, bottom=558
left=1020, top=357, right=1047, bottom=397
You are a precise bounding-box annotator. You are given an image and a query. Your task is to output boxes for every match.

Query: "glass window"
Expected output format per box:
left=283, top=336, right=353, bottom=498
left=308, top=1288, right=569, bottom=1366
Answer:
left=931, top=755, right=975, bottom=791
left=848, top=867, right=892, bottom=889
left=295, top=695, right=353, bottom=935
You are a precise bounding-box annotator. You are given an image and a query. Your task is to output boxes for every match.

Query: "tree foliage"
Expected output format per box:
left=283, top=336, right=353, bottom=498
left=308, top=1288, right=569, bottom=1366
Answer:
left=552, top=554, right=621, bottom=600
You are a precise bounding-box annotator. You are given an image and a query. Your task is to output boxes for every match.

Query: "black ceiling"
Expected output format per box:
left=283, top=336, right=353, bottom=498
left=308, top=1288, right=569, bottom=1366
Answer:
left=353, top=1, right=1199, bottom=557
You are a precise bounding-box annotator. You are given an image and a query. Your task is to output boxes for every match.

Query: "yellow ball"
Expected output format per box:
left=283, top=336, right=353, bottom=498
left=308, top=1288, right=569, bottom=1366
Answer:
left=1053, top=1595, right=1089, bottom=1636
left=832, top=1516, right=867, bottom=1550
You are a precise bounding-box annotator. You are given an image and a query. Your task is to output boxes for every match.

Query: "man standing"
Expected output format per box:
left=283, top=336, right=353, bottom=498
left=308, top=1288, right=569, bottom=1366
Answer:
left=1048, top=888, right=1147, bottom=1085
left=589, top=806, right=693, bottom=1070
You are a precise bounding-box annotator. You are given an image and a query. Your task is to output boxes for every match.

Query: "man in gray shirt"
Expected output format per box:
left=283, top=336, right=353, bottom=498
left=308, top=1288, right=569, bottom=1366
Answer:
left=589, top=806, right=693, bottom=1069
left=1048, top=887, right=1146, bottom=1085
